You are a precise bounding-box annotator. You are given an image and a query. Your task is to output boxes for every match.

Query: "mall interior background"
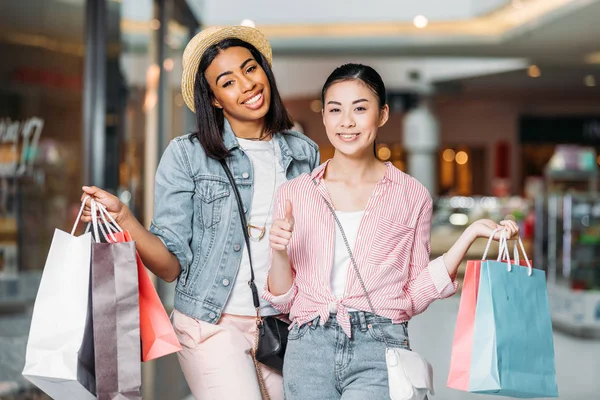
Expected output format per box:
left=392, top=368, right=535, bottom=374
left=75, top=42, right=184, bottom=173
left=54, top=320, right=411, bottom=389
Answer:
left=1, top=0, right=600, bottom=398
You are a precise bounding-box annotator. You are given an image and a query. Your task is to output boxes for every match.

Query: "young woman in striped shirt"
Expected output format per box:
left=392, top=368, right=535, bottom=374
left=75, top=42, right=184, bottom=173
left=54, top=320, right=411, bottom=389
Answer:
left=263, top=63, right=518, bottom=399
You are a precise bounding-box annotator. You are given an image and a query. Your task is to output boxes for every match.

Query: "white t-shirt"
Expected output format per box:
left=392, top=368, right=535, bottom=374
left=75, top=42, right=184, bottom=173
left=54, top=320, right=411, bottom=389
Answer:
left=331, top=210, right=364, bottom=303
left=223, top=138, right=287, bottom=316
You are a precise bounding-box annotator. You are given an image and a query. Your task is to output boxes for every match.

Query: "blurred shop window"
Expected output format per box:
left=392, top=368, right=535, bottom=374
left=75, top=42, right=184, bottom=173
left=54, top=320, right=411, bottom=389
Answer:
left=377, top=143, right=405, bottom=171
left=519, top=115, right=600, bottom=192
left=439, top=146, right=486, bottom=196
left=166, top=19, right=191, bottom=141
left=0, top=0, right=87, bottom=272
left=0, top=0, right=87, bottom=397
left=319, top=145, right=335, bottom=163
left=317, top=142, right=406, bottom=168
left=119, top=2, right=194, bottom=227
left=522, top=144, right=600, bottom=192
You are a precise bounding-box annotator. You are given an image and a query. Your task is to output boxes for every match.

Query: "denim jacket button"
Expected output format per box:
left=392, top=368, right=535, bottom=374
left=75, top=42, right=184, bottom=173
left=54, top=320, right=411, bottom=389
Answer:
left=242, top=172, right=249, bottom=179
left=209, top=312, right=216, bottom=319
left=234, top=244, right=241, bottom=252
left=222, top=279, right=230, bottom=286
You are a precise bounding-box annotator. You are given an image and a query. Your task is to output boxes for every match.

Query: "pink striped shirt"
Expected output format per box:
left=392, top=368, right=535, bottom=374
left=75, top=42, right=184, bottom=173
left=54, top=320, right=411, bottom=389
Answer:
left=262, top=161, right=458, bottom=337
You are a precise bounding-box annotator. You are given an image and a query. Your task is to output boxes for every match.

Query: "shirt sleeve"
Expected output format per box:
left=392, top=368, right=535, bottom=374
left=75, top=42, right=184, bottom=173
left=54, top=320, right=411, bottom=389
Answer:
left=148, top=139, right=195, bottom=278
left=404, top=198, right=458, bottom=317
left=262, top=184, right=297, bottom=313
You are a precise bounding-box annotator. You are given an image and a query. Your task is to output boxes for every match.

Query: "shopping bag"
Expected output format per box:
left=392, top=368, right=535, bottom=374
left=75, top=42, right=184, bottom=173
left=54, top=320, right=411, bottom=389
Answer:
left=90, top=200, right=142, bottom=399
left=96, top=203, right=181, bottom=362
left=22, top=198, right=96, bottom=399
left=447, top=230, right=531, bottom=391
left=469, top=236, right=558, bottom=398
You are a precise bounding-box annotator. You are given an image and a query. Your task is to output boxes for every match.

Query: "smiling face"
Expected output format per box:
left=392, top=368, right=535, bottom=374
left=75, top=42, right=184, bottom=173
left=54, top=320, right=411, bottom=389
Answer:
left=322, top=79, right=389, bottom=159
left=204, top=46, right=271, bottom=125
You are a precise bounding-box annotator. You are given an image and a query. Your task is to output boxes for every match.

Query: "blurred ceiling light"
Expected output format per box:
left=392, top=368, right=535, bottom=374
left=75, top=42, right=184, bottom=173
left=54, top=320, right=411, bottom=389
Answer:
left=449, top=213, right=469, bottom=226
left=240, top=19, right=256, bottom=28
left=163, top=58, right=174, bottom=71
left=585, top=51, right=600, bottom=64
left=151, top=19, right=161, bottom=30
left=377, top=146, right=392, bottom=161
left=527, top=65, right=541, bottom=78
left=413, top=15, right=429, bottom=29
left=584, top=75, right=596, bottom=87
left=442, top=149, right=456, bottom=162
left=250, top=0, right=575, bottom=39
left=456, top=151, right=469, bottom=165
left=310, top=100, right=323, bottom=113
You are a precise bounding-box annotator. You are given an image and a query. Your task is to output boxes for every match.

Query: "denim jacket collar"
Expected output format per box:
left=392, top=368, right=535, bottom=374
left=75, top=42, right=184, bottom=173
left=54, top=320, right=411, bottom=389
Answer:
left=222, top=119, right=240, bottom=151
left=223, top=118, right=308, bottom=162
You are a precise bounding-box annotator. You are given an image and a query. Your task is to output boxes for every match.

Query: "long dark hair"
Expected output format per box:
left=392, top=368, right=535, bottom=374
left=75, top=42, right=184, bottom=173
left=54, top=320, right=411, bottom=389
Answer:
left=321, top=63, right=387, bottom=156
left=191, top=38, right=293, bottom=160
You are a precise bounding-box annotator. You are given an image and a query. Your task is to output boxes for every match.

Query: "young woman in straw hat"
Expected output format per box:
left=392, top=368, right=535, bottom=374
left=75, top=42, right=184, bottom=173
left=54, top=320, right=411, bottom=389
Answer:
left=80, top=25, right=319, bottom=399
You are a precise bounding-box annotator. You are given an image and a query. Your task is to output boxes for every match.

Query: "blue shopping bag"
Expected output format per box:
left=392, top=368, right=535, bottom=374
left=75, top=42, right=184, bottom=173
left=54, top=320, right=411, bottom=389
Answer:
left=469, top=239, right=558, bottom=398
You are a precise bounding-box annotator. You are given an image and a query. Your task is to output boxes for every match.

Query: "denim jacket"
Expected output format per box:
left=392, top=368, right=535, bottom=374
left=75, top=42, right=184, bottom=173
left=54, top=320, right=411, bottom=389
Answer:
left=149, top=120, right=320, bottom=324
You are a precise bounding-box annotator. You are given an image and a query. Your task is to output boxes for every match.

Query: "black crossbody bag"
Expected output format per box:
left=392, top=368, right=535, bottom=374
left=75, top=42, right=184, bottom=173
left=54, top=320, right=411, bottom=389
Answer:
left=219, top=159, right=289, bottom=373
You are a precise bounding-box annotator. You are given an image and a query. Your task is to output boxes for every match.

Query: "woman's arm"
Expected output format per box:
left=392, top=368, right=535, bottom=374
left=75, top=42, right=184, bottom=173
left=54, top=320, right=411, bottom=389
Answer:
left=404, top=198, right=519, bottom=317
left=81, top=140, right=196, bottom=283
left=267, top=199, right=295, bottom=295
left=81, top=187, right=181, bottom=282
left=443, top=219, right=519, bottom=280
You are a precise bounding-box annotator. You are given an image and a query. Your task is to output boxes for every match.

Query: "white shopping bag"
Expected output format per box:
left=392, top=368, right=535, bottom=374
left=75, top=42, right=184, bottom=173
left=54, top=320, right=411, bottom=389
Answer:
left=22, top=198, right=97, bottom=399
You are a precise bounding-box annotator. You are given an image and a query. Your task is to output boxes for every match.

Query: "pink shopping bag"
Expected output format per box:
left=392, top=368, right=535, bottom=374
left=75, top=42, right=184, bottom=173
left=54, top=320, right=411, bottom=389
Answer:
left=447, top=231, right=531, bottom=391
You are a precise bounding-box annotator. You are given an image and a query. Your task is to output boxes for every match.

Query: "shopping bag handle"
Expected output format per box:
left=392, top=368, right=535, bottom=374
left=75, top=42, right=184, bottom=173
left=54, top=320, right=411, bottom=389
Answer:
left=497, top=232, right=533, bottom=277
left=483, top=223, right=533, bottom=276
left=71, top=196, right=90, bottom=235
left=481, top=227, right=502, bottom=260
left=511, top=236, right=533, bottom=276
left=497, top=232, right=510, bottom=267
left=90, top=200, right=115, bottom=243
left=95, top=202, right=123, bottom=241
left=482, top=227, right=515, bottom=270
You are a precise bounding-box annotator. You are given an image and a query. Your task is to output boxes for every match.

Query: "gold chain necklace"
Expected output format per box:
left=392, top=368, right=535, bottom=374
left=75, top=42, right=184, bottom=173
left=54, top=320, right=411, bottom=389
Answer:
left=247, top=137, right=277, bottom=242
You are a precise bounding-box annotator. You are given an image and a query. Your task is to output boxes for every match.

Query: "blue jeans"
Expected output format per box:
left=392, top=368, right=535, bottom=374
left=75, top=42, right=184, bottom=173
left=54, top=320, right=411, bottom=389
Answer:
left=283, top=311, right=410, bottom=399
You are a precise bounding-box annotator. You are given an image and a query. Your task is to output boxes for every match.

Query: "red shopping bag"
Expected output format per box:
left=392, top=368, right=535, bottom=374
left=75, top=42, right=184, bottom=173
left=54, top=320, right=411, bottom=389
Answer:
left=447, top=237, right=531, bottom=391
left=110, top=230, right=182, bottom=362
left=447, top=259, right=483, bottom=390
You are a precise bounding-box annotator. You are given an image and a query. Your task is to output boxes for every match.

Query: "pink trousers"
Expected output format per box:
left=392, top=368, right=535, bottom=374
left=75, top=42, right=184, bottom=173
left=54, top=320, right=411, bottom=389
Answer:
left=172, top=310, right=283, bottom=400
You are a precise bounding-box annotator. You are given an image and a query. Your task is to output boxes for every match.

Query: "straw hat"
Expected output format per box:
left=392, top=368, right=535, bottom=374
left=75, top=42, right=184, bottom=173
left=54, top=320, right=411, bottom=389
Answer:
left=181, top=25, right=273, bottom=113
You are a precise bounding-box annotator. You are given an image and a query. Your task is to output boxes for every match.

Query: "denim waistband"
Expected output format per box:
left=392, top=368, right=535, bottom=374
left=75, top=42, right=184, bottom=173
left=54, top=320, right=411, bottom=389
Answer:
left=308, top=311, right=408, bottom=330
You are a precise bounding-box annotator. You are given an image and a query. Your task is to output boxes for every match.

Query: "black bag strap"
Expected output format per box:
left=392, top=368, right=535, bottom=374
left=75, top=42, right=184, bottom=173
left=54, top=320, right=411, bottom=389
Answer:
left=219, top=159, right=261, bottom=312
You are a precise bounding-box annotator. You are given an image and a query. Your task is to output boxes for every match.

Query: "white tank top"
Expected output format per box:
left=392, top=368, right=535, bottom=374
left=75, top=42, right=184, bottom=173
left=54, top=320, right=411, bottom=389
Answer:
left=331, top=210, right=364, bottom=303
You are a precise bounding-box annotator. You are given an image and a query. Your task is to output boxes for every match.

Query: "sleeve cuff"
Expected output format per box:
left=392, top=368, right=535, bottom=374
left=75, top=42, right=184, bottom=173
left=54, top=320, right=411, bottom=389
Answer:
left=262, top=283, right=297, bottom=312
left=149, top=222, right=187, bottom=272
left=427, top=255, right=458, bottom=298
